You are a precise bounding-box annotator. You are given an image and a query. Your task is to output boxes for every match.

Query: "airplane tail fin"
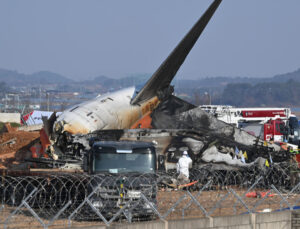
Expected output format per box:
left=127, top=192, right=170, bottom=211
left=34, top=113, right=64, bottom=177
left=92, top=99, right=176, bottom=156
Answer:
left=131, top=0, right=222, bottom=105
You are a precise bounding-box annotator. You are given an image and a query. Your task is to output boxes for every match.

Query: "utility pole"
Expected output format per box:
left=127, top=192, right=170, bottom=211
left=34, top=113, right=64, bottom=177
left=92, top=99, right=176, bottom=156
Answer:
left=47, top=93, right=49, bottom=111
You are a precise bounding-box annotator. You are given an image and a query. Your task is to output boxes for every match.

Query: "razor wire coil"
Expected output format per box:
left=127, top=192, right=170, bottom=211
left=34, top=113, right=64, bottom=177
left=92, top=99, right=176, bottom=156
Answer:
left=0, top=162, right=299, bottom=228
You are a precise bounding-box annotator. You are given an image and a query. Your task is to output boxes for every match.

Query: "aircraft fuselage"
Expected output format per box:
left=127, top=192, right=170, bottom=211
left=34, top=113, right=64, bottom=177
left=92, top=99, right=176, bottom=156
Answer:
left=54, top=87, right=159, bottom=134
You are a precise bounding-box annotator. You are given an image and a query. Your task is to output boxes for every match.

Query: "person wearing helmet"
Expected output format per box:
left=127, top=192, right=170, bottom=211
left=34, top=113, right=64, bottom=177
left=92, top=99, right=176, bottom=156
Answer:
left=176, top=151, right=193, bottom=185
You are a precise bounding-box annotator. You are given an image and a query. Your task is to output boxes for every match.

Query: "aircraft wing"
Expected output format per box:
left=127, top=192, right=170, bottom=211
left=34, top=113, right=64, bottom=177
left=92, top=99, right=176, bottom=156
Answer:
left=131, top=0, right=222, bottom=105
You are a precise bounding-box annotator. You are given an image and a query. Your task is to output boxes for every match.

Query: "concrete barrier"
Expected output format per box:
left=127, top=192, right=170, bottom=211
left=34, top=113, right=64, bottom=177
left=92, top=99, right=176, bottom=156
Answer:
left=18, top=124, right=43, bottom=132
left=69, top=210, right=298, bottom=229
left=0, top=113, right=20, bottom=123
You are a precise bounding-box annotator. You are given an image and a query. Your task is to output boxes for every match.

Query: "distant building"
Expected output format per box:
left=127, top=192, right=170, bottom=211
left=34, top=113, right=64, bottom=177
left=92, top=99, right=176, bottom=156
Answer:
left=29, top=104, right=41, bottom=109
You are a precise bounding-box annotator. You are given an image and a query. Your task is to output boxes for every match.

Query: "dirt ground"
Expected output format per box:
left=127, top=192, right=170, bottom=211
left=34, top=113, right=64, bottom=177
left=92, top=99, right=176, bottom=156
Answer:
left=0, top=128, right=40, bottom=169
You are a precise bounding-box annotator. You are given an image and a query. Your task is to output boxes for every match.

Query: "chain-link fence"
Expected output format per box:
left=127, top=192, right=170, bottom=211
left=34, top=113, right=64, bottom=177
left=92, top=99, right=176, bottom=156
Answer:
left=1, top=163, right=300, bottom=228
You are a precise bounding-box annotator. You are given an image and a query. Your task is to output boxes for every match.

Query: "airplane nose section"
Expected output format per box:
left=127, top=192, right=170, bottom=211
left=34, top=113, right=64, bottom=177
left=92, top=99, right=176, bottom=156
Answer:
left=62, top=121, right=91, bottom=134
left=54, top=112, right=93, bottom=135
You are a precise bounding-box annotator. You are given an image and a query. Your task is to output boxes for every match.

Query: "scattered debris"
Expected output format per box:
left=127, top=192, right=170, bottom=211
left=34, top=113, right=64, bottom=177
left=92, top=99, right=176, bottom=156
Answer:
left=3, top=123, right=17, bottom=133
left=246, top=191, right=275, bottom=198
left=0, top=138, right=16, bottom=147
left=0, top=130, right=40, bottom=169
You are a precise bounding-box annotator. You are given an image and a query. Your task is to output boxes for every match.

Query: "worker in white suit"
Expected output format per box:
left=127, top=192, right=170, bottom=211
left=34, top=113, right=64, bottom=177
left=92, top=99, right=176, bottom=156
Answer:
left=177, top=151, right=193, bottom=185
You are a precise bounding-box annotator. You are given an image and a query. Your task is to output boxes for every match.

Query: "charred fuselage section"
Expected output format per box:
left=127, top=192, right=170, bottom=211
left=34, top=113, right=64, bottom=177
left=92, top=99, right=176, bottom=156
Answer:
left=51, top=129, right=288, bottom=169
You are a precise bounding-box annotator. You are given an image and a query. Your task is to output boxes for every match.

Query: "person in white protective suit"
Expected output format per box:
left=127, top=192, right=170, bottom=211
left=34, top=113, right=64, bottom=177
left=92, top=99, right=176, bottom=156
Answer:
left=176, top=151, right=193, bottom=185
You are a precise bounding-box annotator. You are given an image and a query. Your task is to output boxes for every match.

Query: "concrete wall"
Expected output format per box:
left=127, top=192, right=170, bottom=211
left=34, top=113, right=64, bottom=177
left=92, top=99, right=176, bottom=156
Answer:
left=70, top=210, right=298, bottom=229
left=18, top=124, right=43, bottom=131
left=0, top=113, right=20, bottom=123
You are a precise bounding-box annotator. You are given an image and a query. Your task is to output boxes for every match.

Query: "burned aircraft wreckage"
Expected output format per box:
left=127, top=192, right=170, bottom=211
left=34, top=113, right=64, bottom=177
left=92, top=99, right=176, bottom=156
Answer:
left=36, top=0, right=294, bottom=187
left=44, top=95, right=292, bottom=187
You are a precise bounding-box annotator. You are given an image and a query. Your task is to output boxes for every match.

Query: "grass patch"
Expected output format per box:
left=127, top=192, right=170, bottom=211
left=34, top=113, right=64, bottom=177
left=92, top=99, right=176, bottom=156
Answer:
left=10, top=122, right=21, bottom=128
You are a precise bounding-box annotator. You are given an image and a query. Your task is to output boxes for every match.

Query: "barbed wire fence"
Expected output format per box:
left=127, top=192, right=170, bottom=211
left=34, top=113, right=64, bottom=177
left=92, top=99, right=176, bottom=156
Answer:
left=1, top=162, right=300, bottom=228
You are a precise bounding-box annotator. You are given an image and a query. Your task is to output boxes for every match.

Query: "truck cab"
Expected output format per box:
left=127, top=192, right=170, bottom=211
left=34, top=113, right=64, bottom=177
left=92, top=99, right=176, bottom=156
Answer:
left=84, top=141, right=156, bottom=174
left=264, top=119, right=286, bottom=142
left=263, top=117, right=300, bottom=146
left=83, top=141, right=157, bottom=219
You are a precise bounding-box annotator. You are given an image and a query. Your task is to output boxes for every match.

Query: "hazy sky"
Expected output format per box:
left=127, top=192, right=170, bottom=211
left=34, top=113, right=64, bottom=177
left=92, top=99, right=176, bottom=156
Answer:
left=1, top=0, right=300, bottom=80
